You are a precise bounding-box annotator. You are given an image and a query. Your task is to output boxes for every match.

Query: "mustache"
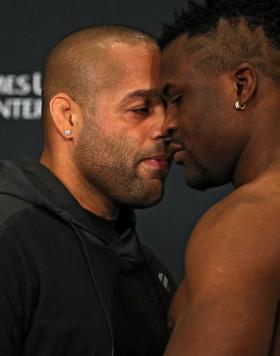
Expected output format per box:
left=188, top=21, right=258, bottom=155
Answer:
left=136, top=142, right=173, bottom=162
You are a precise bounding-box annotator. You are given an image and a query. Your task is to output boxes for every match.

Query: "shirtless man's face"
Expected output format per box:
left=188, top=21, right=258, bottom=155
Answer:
left=160, top=35, right=246, bottom=190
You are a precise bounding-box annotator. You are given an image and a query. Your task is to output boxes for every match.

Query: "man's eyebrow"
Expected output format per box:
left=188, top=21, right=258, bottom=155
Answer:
left=123, top=89, right=160, bottom=101
left=161, top=84, right=175, bottom=100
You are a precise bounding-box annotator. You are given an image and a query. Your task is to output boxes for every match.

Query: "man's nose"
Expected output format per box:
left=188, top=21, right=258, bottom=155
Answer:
left=149, top=103, right=166, bottom=140
left=161, top=110, right=177, bottom=141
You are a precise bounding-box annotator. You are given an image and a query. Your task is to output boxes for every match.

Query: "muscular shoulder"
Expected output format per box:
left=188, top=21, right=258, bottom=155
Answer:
left=185, top=180, right=280, bottom=296
left=193, top=177, right=280, bottom=245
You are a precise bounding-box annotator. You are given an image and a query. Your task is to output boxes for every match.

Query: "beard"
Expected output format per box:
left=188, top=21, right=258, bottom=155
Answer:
left=73, top=121, right=166, bottom=208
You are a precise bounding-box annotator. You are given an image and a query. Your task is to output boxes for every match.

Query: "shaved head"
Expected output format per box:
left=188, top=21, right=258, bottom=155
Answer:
left=42, top=25, right=156, bottom=121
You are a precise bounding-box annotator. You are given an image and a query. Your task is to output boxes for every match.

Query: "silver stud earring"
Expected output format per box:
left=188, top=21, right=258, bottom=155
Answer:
left=234, top=100, right=246, bottom=111
left=64, top=129, right=72, bottom=136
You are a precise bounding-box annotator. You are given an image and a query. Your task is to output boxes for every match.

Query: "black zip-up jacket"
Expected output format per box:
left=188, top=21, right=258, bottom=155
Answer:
left=0, top=160, right=175, bottom=356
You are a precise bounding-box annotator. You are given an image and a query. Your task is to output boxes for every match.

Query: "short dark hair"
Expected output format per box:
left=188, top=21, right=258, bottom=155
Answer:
left=159, top=0, right=280, bottom=48
left=159, top=0, right=280, bottom=82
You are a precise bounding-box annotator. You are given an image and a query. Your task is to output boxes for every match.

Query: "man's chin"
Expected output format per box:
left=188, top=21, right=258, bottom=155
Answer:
left=133, top=195, right=163, bottom=209
left=184, top=177, right=209, bottom=191
left=183, top=169, right=213, bottom=191
left=125, top=183, right=164, bottom=209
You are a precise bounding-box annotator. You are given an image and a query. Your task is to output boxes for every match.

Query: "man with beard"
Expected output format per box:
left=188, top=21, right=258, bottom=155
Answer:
left=159, top=0, right=280, bottom=355
left=0, top=25, right=175, bottom=356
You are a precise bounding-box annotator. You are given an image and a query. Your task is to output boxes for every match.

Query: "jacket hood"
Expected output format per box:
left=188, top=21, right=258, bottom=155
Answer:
left=0, top=161, right=173, bottom=356
left=0, top=160, right=139, bottom=252
left=0, top=160, right=154, bottom=354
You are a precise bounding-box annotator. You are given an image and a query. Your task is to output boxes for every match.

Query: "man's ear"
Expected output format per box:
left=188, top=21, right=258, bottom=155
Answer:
left=233, top=63, right=257, bottom=106
left=49, top=93, right=83, bottom=141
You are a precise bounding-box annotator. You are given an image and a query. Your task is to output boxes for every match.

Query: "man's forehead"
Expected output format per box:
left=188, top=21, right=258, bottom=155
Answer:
left=160, top=40, right=190, bottom=89
left=160, top=34, right=215, bottom=84
left=161, top=37, right=195, bottom=76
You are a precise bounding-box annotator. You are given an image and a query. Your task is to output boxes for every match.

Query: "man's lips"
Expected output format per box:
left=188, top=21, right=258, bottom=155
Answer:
left=167, top=141, right=184, bottom=155
left=174, top=149, right=186, bottom=164
left=142, top=154, right=171, bottom=170
left=167, top=140, right=186, bottom=164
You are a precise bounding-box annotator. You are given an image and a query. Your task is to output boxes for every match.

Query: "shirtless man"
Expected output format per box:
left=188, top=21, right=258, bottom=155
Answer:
left=159, top=0, right=280, bottom=354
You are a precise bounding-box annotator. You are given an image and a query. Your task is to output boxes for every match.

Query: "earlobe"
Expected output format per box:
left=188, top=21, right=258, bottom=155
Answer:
left=233, top=64, right=257, bottom=110
left=49, top=93, right=79, bottom=140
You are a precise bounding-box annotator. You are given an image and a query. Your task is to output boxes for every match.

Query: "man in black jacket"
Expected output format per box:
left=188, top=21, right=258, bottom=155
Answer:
left=0, top=25, right=175, bottom=356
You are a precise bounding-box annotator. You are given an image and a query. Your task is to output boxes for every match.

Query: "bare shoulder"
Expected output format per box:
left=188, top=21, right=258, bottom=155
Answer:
left=191, top=175, right=280, bottom=246
left=185, top=175, right=280, bottom=293
left=197, top=175, right=280, bottom=231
